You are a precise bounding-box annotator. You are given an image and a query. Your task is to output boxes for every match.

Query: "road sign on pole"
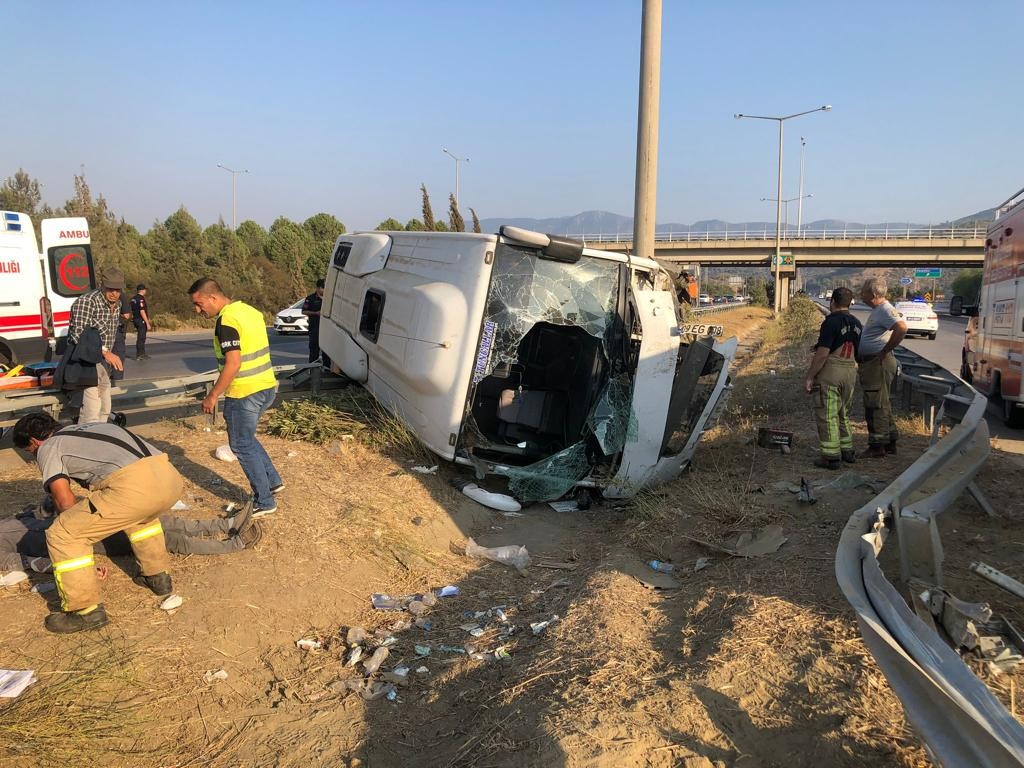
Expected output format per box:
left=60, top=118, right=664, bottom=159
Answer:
left=914, top=268, right=942, bottom=278
left=898, top=276, right=913, bottom=286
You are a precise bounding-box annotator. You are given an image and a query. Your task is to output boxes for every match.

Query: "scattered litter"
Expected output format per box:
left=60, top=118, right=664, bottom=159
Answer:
left=411, top=516, right=425, bottom=526
left=414, top=645, right=432, bottom=657
left=415, top=666, right=429, bottom=674
left=371, top=593, right=404, bottom=611
left=30, top=582, right=55, bottom=593
left=493, top=646, right=511, bottom=660
left=170, top=499, right=189, bottom=511
left=756, top=427, right=793, bottom=449
left=451, top=479, right=522, bottom=513
left=548, top=500, right=579, bottom=513
left=459, top=622, right=481, bottom=632
left=414, top=618, right=434, bottom=631
left=437, top=585, right=461, bottom=598
left=347, top=626, right=368, bottom=646
left=465, top=537, right=531, bottom=575
left=159, top=594, right=184, bottom=611
left=346, top=647, right=364, bottom=667
left=694, top=557, right=712, bottom=572
left=377, top=636, right=398, bottom=648
left=620, top=555, right=681, bottom=590
left=340, top=679, right=395, bottom=701
left=341, top=434, right=355, bottom=442
left=780, top=444, right=792, bottom=455
left=224, top=502, right=239, bottom=513
left=438, top=645, right=467, bottom=654
left=648, top=560, right=674, bottom=574
left=0, top=670, right=37, bottom=698
left=469, top=628, right=486, bottom=638
left=381, top=670, right=410, bottom=687
left=735, top=524, right=788, bottom=557
left=530, top=615, right=560, bottom=635
left=386, top=688, right=398, bottom=701
left=286, top=450, right=298, bottom=458
left=202, top=669, right=228, bottom=684
left=0, top=571, right=28, bottom=588
left=685, top=523, right=788, bottom=558
left=422, top=592, right=438, bottom=606
left=389, top=619, right=411, bottom=632
left=363, top=646, right=389, bottom=675
left=535, top=560, right=578, bottom=571
left=502, top=511, right=525, bottom=518
left=798, top=478, right=817, bottom=505
left=408, top=600, right=427, bottom=615
left=296, top=638, right=323, bottom=651
left=411, top=465, right=438, bottom=475
left=214, top=444, right=237, bottom=462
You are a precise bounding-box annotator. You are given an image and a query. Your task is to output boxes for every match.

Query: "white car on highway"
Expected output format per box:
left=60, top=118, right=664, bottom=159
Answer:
left=273, top=299, right=309, bottom=335
left=895, top=300, right=938, bottom=340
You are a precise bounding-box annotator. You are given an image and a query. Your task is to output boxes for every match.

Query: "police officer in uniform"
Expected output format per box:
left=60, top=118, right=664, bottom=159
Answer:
left=130, top=284, right=152, bottom=360
left=12, top=412, right=181, bottom=633
left=301, top=278, right=330, bottom=367
left=804, top=287, right=863, bottom=470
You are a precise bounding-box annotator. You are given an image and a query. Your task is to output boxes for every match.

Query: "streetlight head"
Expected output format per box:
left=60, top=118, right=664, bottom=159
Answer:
left=822, top=105, right=832, bottom=111
left=734, top=113, right=743, bottom=119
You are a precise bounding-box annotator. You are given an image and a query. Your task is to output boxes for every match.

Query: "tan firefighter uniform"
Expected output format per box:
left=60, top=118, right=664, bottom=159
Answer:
left=810, top=310, right=863, bottom=459
left=36, top=423, right=182, bottom=612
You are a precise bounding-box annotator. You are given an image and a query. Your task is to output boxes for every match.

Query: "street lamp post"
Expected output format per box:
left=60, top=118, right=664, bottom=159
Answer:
left=217, top=164, right=249, bottom=230
left=441, top=148, right=469, bottom=208
left=735, top=105, right=831, bottom=315
left=761, top=194, right=813, bottom=235
left=797, top=137, right=807, bottom=236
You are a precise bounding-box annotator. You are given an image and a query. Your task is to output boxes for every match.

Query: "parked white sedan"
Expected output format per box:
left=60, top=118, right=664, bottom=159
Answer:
left=273, top=299, right=309, bottom=335
left=895, top=300, right=938, bottom=340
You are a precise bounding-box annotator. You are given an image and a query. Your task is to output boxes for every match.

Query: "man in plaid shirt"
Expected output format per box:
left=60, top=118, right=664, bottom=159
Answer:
left=68, top=269, right=126, bottom=423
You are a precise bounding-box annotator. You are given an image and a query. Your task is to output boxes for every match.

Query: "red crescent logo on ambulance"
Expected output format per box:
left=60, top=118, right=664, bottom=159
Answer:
left=59, top=252, right=90, bottom=291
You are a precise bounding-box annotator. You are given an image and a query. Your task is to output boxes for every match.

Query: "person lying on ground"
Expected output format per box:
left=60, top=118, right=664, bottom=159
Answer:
left=0, top=502, right=261, bottom=584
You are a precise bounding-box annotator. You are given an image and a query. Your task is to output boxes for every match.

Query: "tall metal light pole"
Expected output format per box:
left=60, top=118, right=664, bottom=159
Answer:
left=735, top=105, right=831, bottom=315
left=761, top=194, right=813, bottom=235
left=632, top=0, right=662, bottom=261
left=796, top=137, right=807, bottom=236
left=441, top=148, right=469, bottom=208
left=217, top=164, right=249, bottom=230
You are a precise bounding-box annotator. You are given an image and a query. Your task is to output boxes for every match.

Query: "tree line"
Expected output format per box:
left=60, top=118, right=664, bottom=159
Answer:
left=0, top=169, right=478, bottom=324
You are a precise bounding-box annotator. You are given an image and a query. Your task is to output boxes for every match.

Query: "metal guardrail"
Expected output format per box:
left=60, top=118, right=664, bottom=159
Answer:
left=574, top=226, right=985, bottom=244
left=831, top=334, right=1024, bottom=764
left=689, top=299, right=751, bottom=315
left=0, top=363, right=343, bottom=429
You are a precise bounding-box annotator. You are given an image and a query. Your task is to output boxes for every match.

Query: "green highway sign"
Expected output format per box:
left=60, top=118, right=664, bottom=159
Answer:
left=915, top=268, right=942, bottom=278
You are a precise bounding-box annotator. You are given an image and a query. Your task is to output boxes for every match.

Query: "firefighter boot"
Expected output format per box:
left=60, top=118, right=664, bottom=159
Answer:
left=841, top=449, right=857, bottom=464
left=45, top=604, right=109, bottom=634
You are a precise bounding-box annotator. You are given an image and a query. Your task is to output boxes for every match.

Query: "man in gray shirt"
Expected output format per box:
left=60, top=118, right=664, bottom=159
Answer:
left=856, top=278, right=908, bottom=458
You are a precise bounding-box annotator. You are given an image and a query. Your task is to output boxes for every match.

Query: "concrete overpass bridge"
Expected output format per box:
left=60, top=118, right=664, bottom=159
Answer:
left=580, top=226, right=986, bottom=267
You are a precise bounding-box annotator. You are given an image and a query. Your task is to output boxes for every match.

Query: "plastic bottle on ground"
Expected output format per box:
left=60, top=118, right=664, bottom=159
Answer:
left=363, top=646, right=389, bottom=675
left=648, top=560, right=675, bottom=573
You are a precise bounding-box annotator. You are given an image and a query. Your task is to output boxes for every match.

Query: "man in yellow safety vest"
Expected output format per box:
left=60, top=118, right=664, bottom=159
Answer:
left=188, top=278, right=284, bottom=517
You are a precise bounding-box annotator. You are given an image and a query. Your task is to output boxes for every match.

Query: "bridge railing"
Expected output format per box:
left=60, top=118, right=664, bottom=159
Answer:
left=573, top=225, right=985, bottom=244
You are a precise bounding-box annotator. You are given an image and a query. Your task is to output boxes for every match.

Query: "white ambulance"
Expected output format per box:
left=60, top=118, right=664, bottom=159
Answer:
left=953, top=186, right=1024, bottom=427
left=0, top=212, right=94, bottom=367
left=319, top=226, right=736, bottom=501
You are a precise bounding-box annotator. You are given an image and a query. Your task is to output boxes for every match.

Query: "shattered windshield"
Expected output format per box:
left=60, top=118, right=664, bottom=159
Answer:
left=460, top=244, right=636, bottom=503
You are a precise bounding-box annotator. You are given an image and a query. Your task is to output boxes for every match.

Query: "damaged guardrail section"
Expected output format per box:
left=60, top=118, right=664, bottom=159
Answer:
left=835, top=349, right=1024, bottom=766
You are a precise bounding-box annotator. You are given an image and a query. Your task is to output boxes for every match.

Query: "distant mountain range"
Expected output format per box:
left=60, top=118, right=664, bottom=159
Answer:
left=479, top=208, right=995, bottom=237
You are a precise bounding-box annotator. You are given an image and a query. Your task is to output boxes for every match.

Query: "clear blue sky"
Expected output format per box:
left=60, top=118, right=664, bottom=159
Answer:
left=5, top=1, right=1020, bottom=230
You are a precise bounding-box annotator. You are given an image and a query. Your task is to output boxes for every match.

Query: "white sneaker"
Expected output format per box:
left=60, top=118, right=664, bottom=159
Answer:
left=252, top=504, right=277, bottom=519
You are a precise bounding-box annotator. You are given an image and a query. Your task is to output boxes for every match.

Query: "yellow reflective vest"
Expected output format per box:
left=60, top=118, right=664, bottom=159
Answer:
left=214, top=301, right=276, bottom=398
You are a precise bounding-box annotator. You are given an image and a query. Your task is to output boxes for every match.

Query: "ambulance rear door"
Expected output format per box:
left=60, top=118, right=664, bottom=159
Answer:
left=40, top=217, right=94, bottom=345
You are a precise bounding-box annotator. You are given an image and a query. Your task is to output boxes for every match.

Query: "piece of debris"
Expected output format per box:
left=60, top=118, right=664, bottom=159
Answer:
left=346, top=647, right=364, bottom=667
left=685, top=524, right=788, bottom=558
left=648, top=560, right=675, bottom=574
left=414, top=645, right=432, bottom=657
left=371, top=593, right=404, bottom=611
left=502, top=510, right=525, bottom=518
left=437, top=585, right=461, bottom=597
left=464, top=537, right=531, bottom=574
left=414, top=619, right=434, bottom=631
left=214, top=444, right=237, bottom=463
left=0, top=571, right=28, bottom=588
left=798, top=478, right=817, bottom=505
left=202, top=669, right=228, bottom=684
left=756, top=427, right=793, bottom=450
left=451, top=479, right=522, bottom=513
left=347, top=627, right=368, bottom=646
left=363, top=647, right=389, bottom=675
left=411, top=465, right=439, bottom=475
left=694, top=557, right=712, bottom=572
left=437, top=645, right=467, bottom=654
left=0, top=669, right=37, bottom=699
left=170, top=499, right=189, bottom=511
left=159, top=594, right=184, bottom=611
left=530, top=615, right=561, bottom=635
left=415, top=666, right=429, bottom=674
left=411, top=516, right=425, bottom=526
left=548, top=500, right=579, bottom=513
left=296, top=638, right=323, bottom=651
left=971, top=562, right=1024, bottom=601
left=286, top=451, right=298, bottom=458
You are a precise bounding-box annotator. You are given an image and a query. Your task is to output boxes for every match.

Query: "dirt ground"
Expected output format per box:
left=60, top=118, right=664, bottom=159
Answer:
left=2, top=303, right=1023, bottom=768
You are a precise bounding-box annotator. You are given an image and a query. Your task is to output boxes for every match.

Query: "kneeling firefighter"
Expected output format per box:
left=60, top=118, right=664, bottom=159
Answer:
left=13, top=412, right=182, bottom=633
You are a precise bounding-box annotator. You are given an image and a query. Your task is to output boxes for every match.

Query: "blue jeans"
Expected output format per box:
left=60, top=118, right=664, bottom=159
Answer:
left=223, top=387, right=282, bottom=509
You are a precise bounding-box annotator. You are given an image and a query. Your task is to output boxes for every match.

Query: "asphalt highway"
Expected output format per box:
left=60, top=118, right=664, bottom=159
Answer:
left=117, top=328, right=310, bottom=382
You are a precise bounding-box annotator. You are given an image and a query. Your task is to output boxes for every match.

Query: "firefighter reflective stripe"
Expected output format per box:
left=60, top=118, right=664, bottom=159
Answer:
left=53, top=555, right=95, bottom=574
left=53, top=555, right=96, bottom=611
left=213, top=301, right=277, bottom=398
left=129, top=521, right=163, bottom=543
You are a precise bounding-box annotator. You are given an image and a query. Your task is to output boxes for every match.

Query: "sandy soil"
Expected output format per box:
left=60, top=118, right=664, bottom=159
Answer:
left=1, top=304, right=1021, bottom=768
